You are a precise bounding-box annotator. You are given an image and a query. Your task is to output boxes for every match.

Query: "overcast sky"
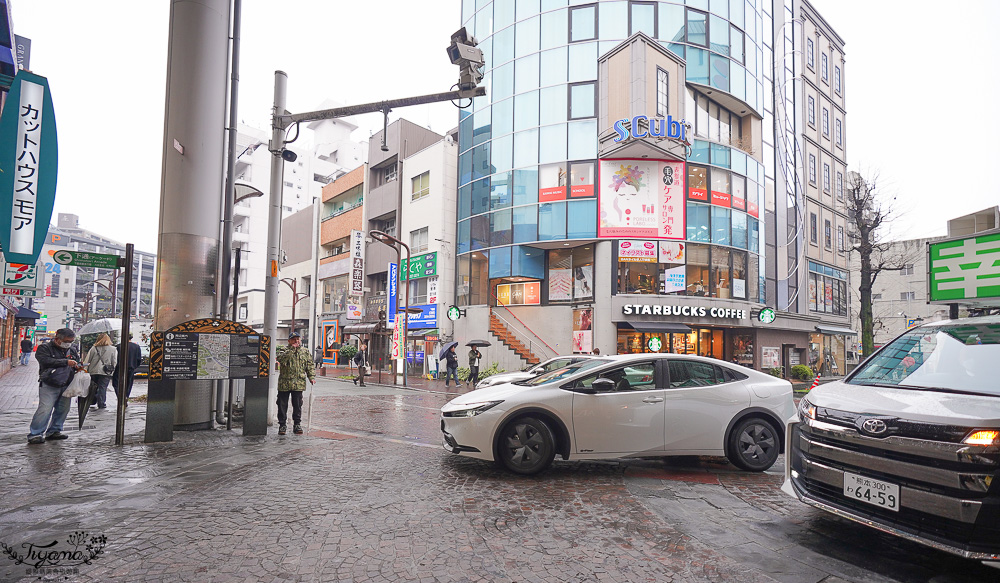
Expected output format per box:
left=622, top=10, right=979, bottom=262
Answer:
left=10, top=0, right=1000, bottom=254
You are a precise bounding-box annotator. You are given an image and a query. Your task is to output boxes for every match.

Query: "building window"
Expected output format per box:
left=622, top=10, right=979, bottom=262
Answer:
left=806, top=37, right=814, bottom=69
left=630, top=1, right=657, bottom=37
left=822, top=108, right=829, bottom=137
left=686, top=9, right=707, bottom=47
left=824, top=219, right=832, bottom=249
left=569, top=4, right=597, bottom=42
left=835, top=65, right=842, bottom=93
left=408, top=278, right=428, bottom=305
left=807, top=96, right=815, bottom=126
left=901, top=264, right=915, bottom=276
left=569, top=82, right=597, bottom=119
left=823, top=164, right=831, bottom=192
left=808, top=154, right=816, bottom=184
left=411, top=171, right=430, bottom=201
left=810, top=213, right=818, bottom=245
left=900, top=291, right=915, bottom=301
left=837, top=172, right=844, bottom=200
left=822, top=53, right=829, bottom=82
left=656, top=68, right=669, bottom=117
left=378, top=217, right=396, bottom=237
left=837, top=225, right=845, bottom=253
left=872, top=293, right=882, bottom=300
left=410, top=227, right=429, bottom=254
left=836, top=119, right=842, bottom=147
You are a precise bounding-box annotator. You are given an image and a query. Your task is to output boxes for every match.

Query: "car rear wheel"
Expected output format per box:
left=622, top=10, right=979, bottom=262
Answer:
left=495, top=416, right=556, bottom=475
left=727, top=417, right=779, bottom=471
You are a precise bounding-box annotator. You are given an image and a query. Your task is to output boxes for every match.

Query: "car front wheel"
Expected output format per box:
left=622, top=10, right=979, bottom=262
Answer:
left=727, top=417, right=779, bottom=471
left=495, top=416, right=556, bottom=475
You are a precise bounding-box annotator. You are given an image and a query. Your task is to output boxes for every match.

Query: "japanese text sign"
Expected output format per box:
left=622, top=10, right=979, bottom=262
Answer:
left=350, top=230, right=365, bottom=294
left=0, top=71, right=58, bottom=265
left=401, top=251, right=437, bottom=280
left=928, top=233, right=1000, bottom=302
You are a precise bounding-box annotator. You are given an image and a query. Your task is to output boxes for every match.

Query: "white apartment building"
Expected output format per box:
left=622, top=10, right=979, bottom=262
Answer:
left=398, top=132, right=459, bottom=376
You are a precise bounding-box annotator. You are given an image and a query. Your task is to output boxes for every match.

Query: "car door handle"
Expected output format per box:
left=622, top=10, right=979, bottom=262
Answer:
left=642, top=397, right=664, bottom=403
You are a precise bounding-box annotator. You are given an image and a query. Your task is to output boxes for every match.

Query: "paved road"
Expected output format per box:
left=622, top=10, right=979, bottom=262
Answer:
left=1, top=362, right=996, bottom=582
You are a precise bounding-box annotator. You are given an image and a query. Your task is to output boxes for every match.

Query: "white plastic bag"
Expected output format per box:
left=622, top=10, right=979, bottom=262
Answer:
left=63, top=371, right=91, bottom=398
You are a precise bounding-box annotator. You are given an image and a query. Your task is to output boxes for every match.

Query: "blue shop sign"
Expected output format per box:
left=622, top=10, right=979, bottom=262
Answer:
left=407, top=304, right=437, bottom=328
left=613, top=114, right=687, bottom=144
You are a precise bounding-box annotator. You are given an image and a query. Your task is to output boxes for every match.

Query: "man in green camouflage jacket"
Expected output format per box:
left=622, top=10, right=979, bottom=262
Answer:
left=275, top=332, right=315, bottom=435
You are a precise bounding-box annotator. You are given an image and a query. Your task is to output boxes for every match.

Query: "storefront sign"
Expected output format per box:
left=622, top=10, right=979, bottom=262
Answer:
left=661, top=265, right=686, bottom=294
left=622, top=304, right=748, bottom=320
left=598, top=159, right=685, bottom=239
left=387, top=262, right=398, bottom=326
left=427, top=276, right=438, bottom=304
left=658, top=241, right=685, bottom=263
left=401, top=251, right=437, bottom=280
left=928, top=232, right=1000, bottom=302
left=762, top=346, right=780, bottom=369
left=617, top=240, right=657, bottom=262
left=406, top=304, right=437, bottom=328
left=496, top=282, right=540, bottom=306
left=0, top=71, right=59, bottom=266
left=612, top=115, right=688, bottom=143
left=3, top=261, right=41, bottom=289
left=363, top=295, right=386, bottom=323
left=350, top=230, right=365, bottom=294
left=346, top=298, right=363, bottom=321
left=757, top=307, right=776, bottom=324
left=647, top=336, right=663, bottom=351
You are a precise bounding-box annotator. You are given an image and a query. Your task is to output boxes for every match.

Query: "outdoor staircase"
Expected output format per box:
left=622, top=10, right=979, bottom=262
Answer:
left=489, top=313, right=541, bottom=366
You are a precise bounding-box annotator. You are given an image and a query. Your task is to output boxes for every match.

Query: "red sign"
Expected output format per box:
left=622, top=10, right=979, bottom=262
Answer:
left=524, top=281, right=540, bottom=305
left=570, top=184, right=593, bottom=198
left=688, top=187, right=708, bottom=201
left=711, top=190, right=731, bottom=207
left=747, top=200, right=759, bottom=218
left=539, top=186, right=566, bottom=202
left=731, top=194, right=746, bottom=211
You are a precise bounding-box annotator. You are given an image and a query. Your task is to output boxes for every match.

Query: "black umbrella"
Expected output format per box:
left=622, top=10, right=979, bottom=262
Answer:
left=466, top=339, right=491, bottom=347
left=77, top=380, right=97, bottom=430
left=438, top=341, right=458, bottom=360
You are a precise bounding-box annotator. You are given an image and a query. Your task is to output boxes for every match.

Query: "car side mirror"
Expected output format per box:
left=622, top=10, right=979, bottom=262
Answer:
left=591, top=378, right=616, bottom=392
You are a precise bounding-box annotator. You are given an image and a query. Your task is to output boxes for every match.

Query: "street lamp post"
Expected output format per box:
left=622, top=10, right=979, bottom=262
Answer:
left=369, top=230, right=410, bottom=387
left=279, top=277, right=310, bottom=340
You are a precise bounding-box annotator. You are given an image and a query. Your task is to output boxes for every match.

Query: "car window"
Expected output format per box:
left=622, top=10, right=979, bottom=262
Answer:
left=573, top=362, right=657, bottom=393
left=543, top=358, right=572, bottom=372
left=520, top=358, right=609, bottom=386
left=848, top=322, right=1000, bottom=394
left=667, top=360, right=724, bottom=388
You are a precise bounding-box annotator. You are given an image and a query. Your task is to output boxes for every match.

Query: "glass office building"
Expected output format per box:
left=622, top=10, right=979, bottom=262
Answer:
left=454, top=0, right=825, bottom=370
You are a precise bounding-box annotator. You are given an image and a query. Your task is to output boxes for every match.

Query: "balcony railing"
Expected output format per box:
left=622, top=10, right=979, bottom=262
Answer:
left=322, top=199, right=363, bottom=221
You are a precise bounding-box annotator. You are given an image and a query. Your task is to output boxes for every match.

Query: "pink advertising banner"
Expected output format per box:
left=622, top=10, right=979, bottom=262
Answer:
left=598, top=159, right=686, bottom=239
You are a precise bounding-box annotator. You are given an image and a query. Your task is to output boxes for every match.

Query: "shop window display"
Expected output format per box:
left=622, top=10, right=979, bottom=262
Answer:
left=732, top=334, right=753, bottom=367
left=618, top=262, right=659, bottom=294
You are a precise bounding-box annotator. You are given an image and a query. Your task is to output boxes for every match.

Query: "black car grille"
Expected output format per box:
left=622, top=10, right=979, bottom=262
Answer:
left=790, top=420, right=1000, bottom=555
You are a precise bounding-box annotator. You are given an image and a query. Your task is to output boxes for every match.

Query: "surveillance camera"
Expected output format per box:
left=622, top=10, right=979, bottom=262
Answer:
left=447, top=43, right=484, bottom=66
left=450, top=27, right=476, bottom=46
left=281, top=149, right=298, bottom=163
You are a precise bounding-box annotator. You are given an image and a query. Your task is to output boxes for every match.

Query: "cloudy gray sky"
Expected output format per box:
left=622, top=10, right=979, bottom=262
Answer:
left=11, top=0, right=1000, bottom=254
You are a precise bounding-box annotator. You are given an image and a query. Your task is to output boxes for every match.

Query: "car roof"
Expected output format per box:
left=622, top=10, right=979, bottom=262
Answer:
left=915, top=314, right=1000, bottom=329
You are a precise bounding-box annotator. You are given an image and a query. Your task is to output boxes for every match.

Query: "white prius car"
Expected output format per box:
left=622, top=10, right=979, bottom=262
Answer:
left=441, top=353, right=795, bottom=475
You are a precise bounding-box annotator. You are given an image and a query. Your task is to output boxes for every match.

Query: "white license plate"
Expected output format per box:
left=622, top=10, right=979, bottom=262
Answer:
left=843, top=471, right=900, bottom=512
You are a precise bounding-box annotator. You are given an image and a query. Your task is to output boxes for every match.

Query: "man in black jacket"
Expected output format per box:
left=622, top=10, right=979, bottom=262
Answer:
left=111, top=334, right=143, bottom=406
left=353, top=342, right=368, bottom=387
left=28, top=329, right=82, bottom=444
left=19, top=337, right=33, bottom=366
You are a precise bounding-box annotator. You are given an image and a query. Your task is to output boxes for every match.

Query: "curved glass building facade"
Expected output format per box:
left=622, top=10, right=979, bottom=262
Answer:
left=454, top=0, right=796, bottom=368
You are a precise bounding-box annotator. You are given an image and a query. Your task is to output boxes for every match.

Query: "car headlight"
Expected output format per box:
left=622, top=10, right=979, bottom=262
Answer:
left=442, top=400, right=504, bottom=418
left=797, top=398, right=816, bottom=421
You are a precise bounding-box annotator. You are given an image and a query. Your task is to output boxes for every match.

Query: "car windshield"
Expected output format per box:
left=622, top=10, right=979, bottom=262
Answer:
left=530, top=358, right=574, bottom=374
left=518, top=359, right=609, bottom=386
left=848, top=321, right=1000, bottom=394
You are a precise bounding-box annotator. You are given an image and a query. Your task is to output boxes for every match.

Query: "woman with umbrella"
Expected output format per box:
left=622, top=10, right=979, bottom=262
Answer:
left=82, top=333, right=118, bottom=410
left=465, top=340, right=490, bottom=387
left=440, top=342, right=460, bottom=387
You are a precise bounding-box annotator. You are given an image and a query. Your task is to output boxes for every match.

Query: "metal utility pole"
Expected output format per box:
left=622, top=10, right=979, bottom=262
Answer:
left=264, top=70, right=288, bottom=424
left=262, top=26, right=484, bottom=410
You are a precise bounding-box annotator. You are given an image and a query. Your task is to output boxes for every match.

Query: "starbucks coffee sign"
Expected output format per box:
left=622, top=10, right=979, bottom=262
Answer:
left=622, top=304, right=748, bottom=320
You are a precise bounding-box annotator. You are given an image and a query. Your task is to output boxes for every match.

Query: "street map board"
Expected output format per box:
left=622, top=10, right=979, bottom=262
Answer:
left=161, top=332, right=261, bottom=380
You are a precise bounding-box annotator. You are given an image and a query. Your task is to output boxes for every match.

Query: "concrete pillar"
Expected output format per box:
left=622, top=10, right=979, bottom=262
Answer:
left=593, top=240, right=617, bottom=355
left=153, top=0, right=231, bottom=430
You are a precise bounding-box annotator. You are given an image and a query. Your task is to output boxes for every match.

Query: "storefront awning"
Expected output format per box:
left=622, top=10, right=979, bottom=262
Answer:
left=343, top=322, right=388, bottom=335
left=16, top=306, right=41, bottom=320
left=815, top=325, right=857, bottom=336
left=627, top=322, right=692, bottom=334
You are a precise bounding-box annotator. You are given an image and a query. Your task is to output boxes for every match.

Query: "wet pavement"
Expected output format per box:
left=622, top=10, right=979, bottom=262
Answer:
left=1, top=360, right=997, bottom=582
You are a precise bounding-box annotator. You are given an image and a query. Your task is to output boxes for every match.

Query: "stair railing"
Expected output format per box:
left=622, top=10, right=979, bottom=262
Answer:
left=488, top=291, right=558, bottom=361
